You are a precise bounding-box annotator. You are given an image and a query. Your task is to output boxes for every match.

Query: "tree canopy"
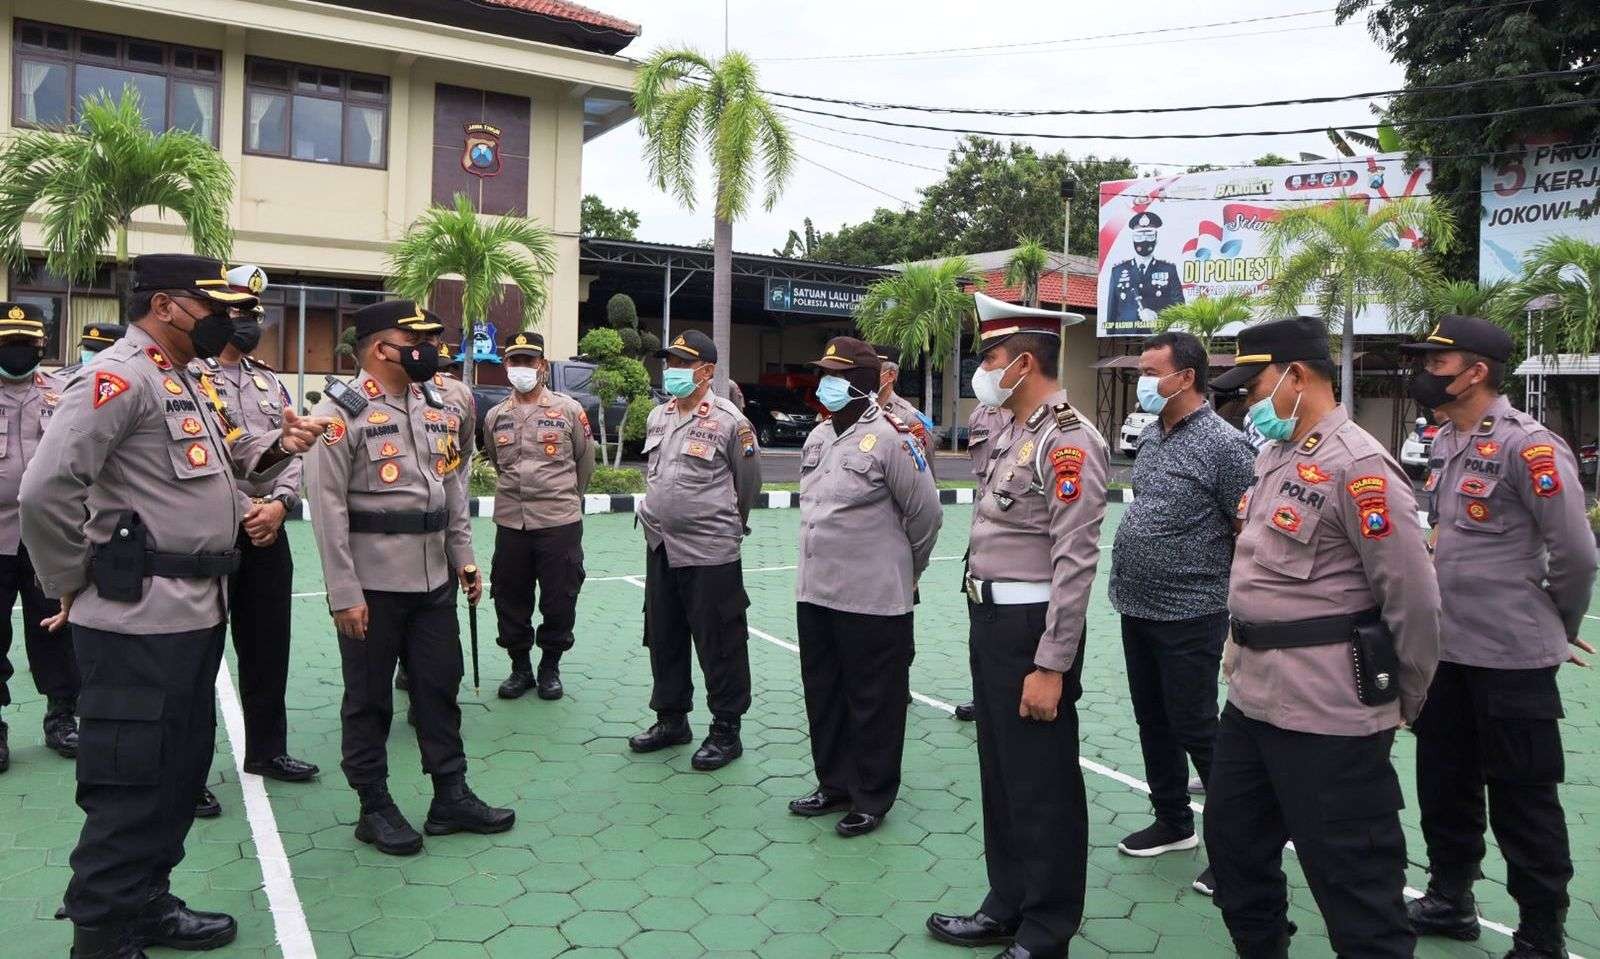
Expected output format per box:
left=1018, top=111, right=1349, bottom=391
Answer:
left=580, top=194, right=640, bottom=240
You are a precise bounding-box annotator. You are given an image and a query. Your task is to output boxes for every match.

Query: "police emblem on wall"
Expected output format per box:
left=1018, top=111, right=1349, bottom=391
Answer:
left=461, top=122, right=503, bottom=178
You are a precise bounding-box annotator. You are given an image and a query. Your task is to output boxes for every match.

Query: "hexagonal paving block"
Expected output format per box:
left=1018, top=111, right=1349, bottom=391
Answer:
left=429, top=904, right=510, bottom=943
left=689, top=914, right=771, bottom=951
left=628, top=895, right=707, bottom=933
left=574, top=879, right=648, bottom=912
left=621, top=929, right=704, bottom=959
left=351, top=916, right=436, bottom=957
left=756, top=899, right=832, bottom=934
left=561, top=909, right=640, bottom=948
left=823, top=915, right=904, bottom=953
left=484, top=925, right=569, bottom=959
left=692, top=881, right=770, bottom=916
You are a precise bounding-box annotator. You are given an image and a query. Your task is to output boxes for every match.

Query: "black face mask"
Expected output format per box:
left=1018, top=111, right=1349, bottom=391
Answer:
left=1133, top=240, right=1157, bottom=257
left=0, top=344, right=41, bottom=379
left=182, top=306, right=236, bottom=359
left=385, top=341, right=439, bottom=383
left=1407, top=368, right=1464, bottom=410
left=230, top=318, right=262, bottom=354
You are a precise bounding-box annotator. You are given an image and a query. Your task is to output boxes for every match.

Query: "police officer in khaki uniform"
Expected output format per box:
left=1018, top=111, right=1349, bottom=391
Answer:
left=953, top=401, right=1014, bottom=723
left=307, top=300, right=513, bottom=857
left=20, top=254, right=329, bottom=959
left=58, top=322, right=127, bottom=377
left=788, top=337, right=941, bottom=837
left=871, top=343, right=934, bottom=450
left=629, top=329, right=762, bottom=770
left=483, top=330, right=595, bottom=700
left=0, top=304, right=77, bottom=772
left=927, top=294, right=1107, bottom=959
left=1204, top=317, right=1441, bottom=959
left=1399, top=315, right=1596, bottom=959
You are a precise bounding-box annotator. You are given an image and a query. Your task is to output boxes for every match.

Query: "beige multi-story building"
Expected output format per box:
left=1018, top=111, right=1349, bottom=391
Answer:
left=0, top=0, right=638, bottom=398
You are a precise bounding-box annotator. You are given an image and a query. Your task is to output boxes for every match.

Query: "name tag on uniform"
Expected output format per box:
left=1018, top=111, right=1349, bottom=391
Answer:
left=685, top=440, right=714, bottom=461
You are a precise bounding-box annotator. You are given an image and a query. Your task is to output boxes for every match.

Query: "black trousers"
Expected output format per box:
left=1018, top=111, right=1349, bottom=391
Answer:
left=642, top=545, right=751, bottom=720
left=1119, top=611, right=1226, bottom=831
left=0, top=545, right=76, bottom=707
left=226, top=528, right=293, bottom=762
left=65, top=624, right=225, bottom=927
left=969, top=601, right=1088, bottom=956
left=491, top=521, right=585, bottom=658
left=796, top=602, right=913, bottom=816
left=1413, top=661, right=1571, bottom=915
left=1205, top=704, right=1413, bottom=959
left=338, top=583, right=465, bottom=787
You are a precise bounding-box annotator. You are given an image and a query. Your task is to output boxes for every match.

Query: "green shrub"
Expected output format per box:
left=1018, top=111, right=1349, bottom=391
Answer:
left=639, top=331, right=661, bottom=356
left=468, top=451, right=497, bottom=497
left=588, top=464, right=645, bottom=495
left=607, top=292, right=639, bottom=330
left=622, top=394, right=654, bottom=443
left=1589, top=502, right=1600, bottom=533
left=616, top=326, right=643, bottom=357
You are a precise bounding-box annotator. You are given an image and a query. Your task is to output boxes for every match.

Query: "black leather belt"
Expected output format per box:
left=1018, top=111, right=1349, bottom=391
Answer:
left=348, top=509, right=448, bottom=534
left=1231, top=609, right=1380, bottom=649
left=145, top=549, right=241, bottom=578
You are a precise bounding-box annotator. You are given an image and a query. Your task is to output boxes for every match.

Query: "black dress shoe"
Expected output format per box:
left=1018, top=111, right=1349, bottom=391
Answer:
left=425, top=777, right=515, bottom=835
left=926, top=911, right=1019, bottom=946
left=0, top=720, right=9, bottom=773
left=536, top=665, right=564, bottom=700
left=788, top=790, right=851, bottom=817
left=71, top=924, right=147, bottom=958
left=44, top=698, right=79, bottom=758
left=628, top=716, right=693, bottom=753
left=497, top=670, right=535, bottom=699
left=835, top=812, right=882, bottom=837
left=954, top=701, right=976, bottom=722
left=992, top=945, right=1062, bottom=959
left=691, top=719, right=743, bottom=771
left=194, top=788, right=221, bottom=818
left=394, top=666, right=410, bottom=691
left=354, top=796, right=424, bottom=856
left=243, top=755, right=320, bottom=783
left=131, top=893, right=236, bottom=951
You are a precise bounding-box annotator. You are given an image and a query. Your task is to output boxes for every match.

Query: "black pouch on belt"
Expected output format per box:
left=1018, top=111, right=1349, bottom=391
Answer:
left=1351, top=617, right=1400, bottom=706
left=91, top=511, right=149, bottom=603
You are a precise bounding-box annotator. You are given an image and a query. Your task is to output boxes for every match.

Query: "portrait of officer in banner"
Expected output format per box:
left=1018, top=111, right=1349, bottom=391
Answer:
left=1106, top=211, right=1185, bottom=331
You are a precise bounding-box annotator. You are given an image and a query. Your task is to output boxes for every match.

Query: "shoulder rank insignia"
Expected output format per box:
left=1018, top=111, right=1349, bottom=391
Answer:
left=144, top=347, right=172, bottom=370
left=884, top=411, right=912, bottom=434
left=695, top=401, right=711, bottom=418
left=202, top=356, right=221, bottom=373
left=1520, top=443, right=1561, bottom=497
left=1478, top=416, right=1496, bottom=433
left=1025, top=404, right=1050, bottom=431
left=1053, top=403, right=1079, bottom=431
left=904, top=437, right=927, bottom=472
left=92, top=371, right=129, bottom=409
left=360, top=378, right=382, bottom=399
left=1346, top=475, right=1391, bottom=539
left=1298, top=432, right=1322, bottom=454
left=324, top=377, right=369, bottom=417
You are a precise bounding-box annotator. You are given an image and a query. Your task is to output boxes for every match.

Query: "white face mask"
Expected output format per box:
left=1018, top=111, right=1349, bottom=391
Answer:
left=971, top=355, right=1025, bottom=408
left=507, top=366, right=540, bottom=394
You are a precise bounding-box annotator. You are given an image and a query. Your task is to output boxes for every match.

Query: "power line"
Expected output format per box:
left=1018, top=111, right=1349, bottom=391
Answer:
left=794, top=153, right=915, bottom=206
left=789, top=131, right=945, bottom=173
left=765, top=65, right=1598, bottom=118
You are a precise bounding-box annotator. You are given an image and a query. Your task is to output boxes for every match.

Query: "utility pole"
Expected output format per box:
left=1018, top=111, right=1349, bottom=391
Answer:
left=1059, top=175, right=1077, bottom=317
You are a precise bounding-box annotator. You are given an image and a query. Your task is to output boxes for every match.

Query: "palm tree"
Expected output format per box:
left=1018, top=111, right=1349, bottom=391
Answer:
left=1412, top=278, right=1518, bottom=336
left=1004, top=238, right=1051, bottom=309
left=387, top=192, right=557, bottom=387
left=0, top=86, right=234, bottom=311
left=1261, top=195, right=1455, bottom=408
left=855, top=257, right=977, bottom=446
left=635, top=48, right=793, bottom=398
left=1155, top=290, right=1255, bottom=352
left=1515, top=236, right=1600, bottom=491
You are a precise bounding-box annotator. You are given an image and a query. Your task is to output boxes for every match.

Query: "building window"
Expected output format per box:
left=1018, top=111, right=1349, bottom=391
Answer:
left=12, top=21, right=220, bottom=143
left=245, top=58, right=388, bottom=168
left=9, top=260, right=118, bottom=364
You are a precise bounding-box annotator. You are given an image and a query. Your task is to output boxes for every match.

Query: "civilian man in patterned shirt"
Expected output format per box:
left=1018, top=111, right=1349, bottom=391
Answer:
left=1109, top=331, right=1256, bottom=899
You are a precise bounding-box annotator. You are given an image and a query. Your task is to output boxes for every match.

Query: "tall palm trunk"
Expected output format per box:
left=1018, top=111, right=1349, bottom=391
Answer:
left=712, top=213, right=733, bottom=399
left=1341, top=293, right=1356, bottom=410
left=114, top=221, right=131, bottom=320
left=462, top=315, right=476, bottom=392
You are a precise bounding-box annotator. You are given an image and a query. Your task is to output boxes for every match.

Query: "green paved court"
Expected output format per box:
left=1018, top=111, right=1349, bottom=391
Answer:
left=1, top=504, right=1596, bottom=958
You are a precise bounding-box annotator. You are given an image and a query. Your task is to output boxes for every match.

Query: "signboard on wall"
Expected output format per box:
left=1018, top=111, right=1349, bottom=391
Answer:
left=765, top=278, right=867, bottom=318
left=1096, top=154, right=1433, bottom=337
left=1479, top=142, right=1600, bottom=284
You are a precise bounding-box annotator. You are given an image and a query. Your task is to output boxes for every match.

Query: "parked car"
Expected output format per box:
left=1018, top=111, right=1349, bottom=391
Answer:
left=740, top=383, right=820, bottom=447
left=1580, top=441, right=1596, bottom=481
left=1399, top=417, right=1438, bottom=479
left=469, top=358, right=629, bottom=450
left=1118, top=411, right=1157, bottom=455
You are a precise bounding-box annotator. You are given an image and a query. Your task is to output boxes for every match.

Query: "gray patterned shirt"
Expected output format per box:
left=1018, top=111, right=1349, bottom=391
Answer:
left=1110, top=403, right=1256, bottom=621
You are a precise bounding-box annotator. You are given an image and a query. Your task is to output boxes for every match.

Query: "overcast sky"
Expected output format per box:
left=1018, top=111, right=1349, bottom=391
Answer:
left=579, top=0, right=1407, bottom=254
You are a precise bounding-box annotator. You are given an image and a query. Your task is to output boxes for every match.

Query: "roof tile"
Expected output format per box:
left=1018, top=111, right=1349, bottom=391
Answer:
left=476, top=0, right=641, bottom=35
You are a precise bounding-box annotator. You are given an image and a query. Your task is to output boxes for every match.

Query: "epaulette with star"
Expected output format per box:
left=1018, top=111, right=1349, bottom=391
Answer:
left=883, top=411, right=913, bottom=434
left=1053, top=403, right=1080, bottom=431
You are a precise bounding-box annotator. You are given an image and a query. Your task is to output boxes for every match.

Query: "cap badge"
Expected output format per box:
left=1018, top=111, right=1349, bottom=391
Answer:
left=826, top=344, right=838, bottom=356
left=247, top=268, right=265, bottom=294
left=6, top=306, right=23, bottom=320
left=859, top=433, right=877, bottom=453
left=515, top=334, right=527, bottom=346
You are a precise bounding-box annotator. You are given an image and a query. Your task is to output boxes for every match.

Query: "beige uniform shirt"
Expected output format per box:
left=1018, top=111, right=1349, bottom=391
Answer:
left=967, top=404, right=1012, bottom=478
left=191, top=357, right=302, bottom=512
left=433, top=373, right=476, bottom=502
left=881, top=392, right=932, bottom=450
left=306, top=370, right=473, bottom=612
left=19, top=326, right=289, bottom=633
left=968, top=391, right=1108, bottom=673
left=797, top=404, right=942, bottom=616
left=638, top=394, right=762, bottom=568
left=1227, top=407, right=1441, bottom=734
left=1428, top=395, right=1596, bottom=669
left=484, top=388, right=596, bottom=530
left=0, top=370, right=61, bottom=555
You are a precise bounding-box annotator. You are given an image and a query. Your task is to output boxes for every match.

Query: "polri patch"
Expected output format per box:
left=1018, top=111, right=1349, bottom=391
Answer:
left=1520, top=443, right=1561, bottom=497
left=1347, top=475, right=1391, bottom=539
left=92, top=371, right=128, bottom=408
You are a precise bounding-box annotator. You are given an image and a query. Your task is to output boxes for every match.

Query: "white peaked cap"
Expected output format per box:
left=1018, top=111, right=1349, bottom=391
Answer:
left=227, top=264, right=269, bottom=295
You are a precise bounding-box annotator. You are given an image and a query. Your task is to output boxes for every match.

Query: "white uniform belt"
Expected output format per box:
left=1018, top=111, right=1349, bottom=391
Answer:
left=964, top=576, right=1051, bottom=605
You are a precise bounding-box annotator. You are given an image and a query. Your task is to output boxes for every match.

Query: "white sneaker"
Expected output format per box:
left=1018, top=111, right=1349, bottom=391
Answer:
left=1116, top=820, right=1200, bottom=857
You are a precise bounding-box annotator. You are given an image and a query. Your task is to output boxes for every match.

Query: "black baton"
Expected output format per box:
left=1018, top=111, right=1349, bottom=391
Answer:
left=464, top=564, right=481, bottom=694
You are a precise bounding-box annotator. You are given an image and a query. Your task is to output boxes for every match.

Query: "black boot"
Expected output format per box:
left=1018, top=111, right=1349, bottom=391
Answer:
left=43, top=697, right=79, bottom=758
left=497, top=670, right=535, bottom=699
left=1407, top=874, right=1480, bottom=941
left=130, top=892, right=236, bottom=951
left=0, top=720, right=9, bottom=774
left=691, top=718, right=743, bottom=771
left=424, top=773, right=516, bottom=835
left=628, top=715, right=693, bottom=753
left=954, top=701, right=976, bottom=722
left=1505, top=911, right=1568, bottom=959
left=194, top=788, right=221, bottom=818
left=71, top=925, right=147, bottom=959
left=394, top=666, right=409, bottom=691
left=353, top=784, right=423, bottom=856
left=536, top=653, right=564, bottom=700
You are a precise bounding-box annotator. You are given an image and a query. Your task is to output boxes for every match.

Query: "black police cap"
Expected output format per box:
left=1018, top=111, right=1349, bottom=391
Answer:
left=504, top=330, right=545, bottom=357
left=130, top=254, right=257, bottom=306
left=810, top=336, right=881, bottom=372
left=872, top=343, right=902, bottom=365
left=658, top=329, right=717, bottom=364
left=1210, top=316, right=1331, bottom=392
left=1399, top=314, right=1513, bottom=364
left=80, top=323, right=127, bottom=349
left=349, top=300, right=443, bottom=341
left=0, top=302, right=46, bottom=342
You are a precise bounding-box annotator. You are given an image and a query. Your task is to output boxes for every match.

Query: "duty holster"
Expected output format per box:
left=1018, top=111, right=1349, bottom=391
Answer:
left=1232, top=608, right=1400, bottom=707
left=91, top=511, right=149, bottom=602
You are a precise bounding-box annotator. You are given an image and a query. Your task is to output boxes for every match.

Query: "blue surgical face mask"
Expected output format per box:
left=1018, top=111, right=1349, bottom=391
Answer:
left=1246, top=368, right=1302, bottom=442
left=815, top=375, right=869, bottom=413
left=663, top=367, right=700, bottom=399
left=80, top=348, right=99, bottom=366
left=1136, top=371, right=1181, bottom=414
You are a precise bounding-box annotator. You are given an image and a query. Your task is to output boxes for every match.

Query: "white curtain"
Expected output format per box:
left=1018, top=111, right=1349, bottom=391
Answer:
left=359, top=107, right=383, bottom=165
left=20, top=61, right=52, bottom=122
left=189, top=85, right=215, bottom=142
left=247, top=93, right=273, bottom=150
left=63, top=296, right=118, bottom=361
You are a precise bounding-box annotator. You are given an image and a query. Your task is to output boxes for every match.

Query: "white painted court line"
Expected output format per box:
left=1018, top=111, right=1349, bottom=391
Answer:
left=607, top=575, right=1569, bottom=956
left=214, top=665, right=316, bottom=959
